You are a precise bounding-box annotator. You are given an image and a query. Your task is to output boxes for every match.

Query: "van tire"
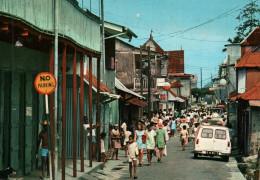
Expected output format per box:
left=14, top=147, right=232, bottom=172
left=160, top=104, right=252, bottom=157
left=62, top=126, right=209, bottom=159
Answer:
left=223, top=156, right=229, bottom=162
left=194, top=153, right=198, bottom=159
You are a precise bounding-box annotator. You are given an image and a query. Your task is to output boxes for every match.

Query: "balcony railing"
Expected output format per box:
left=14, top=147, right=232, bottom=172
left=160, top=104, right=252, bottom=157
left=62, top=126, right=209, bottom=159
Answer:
left=134, top=77, right=156, bottom=90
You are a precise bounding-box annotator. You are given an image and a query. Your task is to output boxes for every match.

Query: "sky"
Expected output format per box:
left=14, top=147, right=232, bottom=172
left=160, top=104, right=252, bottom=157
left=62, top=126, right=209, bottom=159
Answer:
left=78, top=0, right=257, bottom=87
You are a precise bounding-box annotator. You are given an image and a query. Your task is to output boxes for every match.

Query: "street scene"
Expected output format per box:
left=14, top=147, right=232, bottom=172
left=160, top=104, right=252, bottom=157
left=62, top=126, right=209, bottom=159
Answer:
left=0, top=0, right=260, bottom=180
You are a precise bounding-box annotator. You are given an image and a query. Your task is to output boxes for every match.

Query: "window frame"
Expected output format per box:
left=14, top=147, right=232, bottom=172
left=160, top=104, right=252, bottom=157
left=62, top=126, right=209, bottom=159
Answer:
left=200, top=128, right=213, bottom=138
left=214, top=129, right=227, bottom=140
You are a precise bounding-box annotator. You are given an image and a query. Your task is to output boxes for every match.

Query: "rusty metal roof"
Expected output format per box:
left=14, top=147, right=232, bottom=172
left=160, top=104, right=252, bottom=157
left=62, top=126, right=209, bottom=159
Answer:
left=241, top=27, right=260, bottom=46
left=171, top=81, right=184, bottom=88
left=233, top=82, right=260, bottom=101
left=167, top=50, right=184, bottom=74
left=240, top=82, right=260, bottom=100
left=84, top=70, right=112, bottom=93
left=127, top=98, right=147, bottom=107
left=169, top=73, right=193, bottom=78
left=235, top=53, right=260, bottom=68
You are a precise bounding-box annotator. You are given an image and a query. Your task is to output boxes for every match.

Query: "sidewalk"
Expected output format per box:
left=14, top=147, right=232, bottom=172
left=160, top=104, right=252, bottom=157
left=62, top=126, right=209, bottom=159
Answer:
left=81, top=149, right=134, bottom=180
left=24, top=159, right=103, bottom=180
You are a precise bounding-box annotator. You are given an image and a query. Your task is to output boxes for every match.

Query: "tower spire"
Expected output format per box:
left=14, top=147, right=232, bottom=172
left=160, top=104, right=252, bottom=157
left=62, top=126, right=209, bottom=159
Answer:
left=150, top=29, right=153, bottom=40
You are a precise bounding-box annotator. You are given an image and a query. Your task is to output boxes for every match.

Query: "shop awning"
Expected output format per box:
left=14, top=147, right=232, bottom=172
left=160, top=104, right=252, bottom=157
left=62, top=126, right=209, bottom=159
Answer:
left=167, top=90, right=185, bottom=102
left=115, top=78, right=147, bottom=107
left=249, top=100, right=260, bottom=107
left=128, top=98, right=148, bottom=107
left=104, top=21, right=138, bottom=41
left=115, top=78, right=145, bottom=99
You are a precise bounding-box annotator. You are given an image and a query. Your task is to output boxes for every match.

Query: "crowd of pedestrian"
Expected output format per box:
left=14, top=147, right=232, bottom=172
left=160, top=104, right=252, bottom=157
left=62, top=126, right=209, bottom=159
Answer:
left=80, top=107, right=230, bottom=179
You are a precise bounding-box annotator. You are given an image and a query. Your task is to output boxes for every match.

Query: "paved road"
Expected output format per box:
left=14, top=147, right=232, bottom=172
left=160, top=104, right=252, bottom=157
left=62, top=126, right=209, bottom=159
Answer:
left=120, top=133, right=241, bottom=180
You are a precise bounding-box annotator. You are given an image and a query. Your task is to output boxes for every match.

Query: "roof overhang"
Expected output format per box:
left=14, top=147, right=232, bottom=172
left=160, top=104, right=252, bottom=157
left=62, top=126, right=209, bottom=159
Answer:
left=115, top=78, right=145, bottom=99
left=249, top=100, right=260, bottom=107
left=104, top=21, right=138, bottom=41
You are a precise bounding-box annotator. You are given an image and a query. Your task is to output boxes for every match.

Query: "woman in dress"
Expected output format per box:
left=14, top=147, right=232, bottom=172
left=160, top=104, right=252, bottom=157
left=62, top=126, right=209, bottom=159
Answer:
left=146, top=125, right=156, bottom=165
left=110, top=124, right=121, bottom=160
left=134, top=124, right=147, bottom=166
left=170, top=117, right=177, bottom=137
left=156, top=123, right=166, bottom=163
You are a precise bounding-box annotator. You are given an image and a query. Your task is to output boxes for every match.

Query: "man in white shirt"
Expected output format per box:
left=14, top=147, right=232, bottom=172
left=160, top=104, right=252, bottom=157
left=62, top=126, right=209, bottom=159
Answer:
left=83, top=116, right=101, bottom=161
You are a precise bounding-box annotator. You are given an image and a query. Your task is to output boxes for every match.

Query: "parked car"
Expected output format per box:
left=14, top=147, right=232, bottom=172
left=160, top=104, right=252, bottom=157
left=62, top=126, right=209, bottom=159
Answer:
left=194, top=125, right=231, bottom=162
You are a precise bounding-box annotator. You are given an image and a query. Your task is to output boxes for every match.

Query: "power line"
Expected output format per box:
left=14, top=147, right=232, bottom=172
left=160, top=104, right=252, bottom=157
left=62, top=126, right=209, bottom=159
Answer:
left=175, top=37, right=227, bottom=43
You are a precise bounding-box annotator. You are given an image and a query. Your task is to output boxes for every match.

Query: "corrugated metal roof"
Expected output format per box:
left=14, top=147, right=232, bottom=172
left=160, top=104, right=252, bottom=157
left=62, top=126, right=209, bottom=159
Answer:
left=171, top=81, right=184, bottom=88
left=115, top=78, right=144, bottom=99
left=233, top=82, right=260, bottom=101
left=104, top=21, right=138, bottom=40
left=169, top=73, right=193, bottom=77
left=240, top=82, right=260, bottom=100
left=84, top=70, right=112, bottom=93
left=167, top=50, right=184, bottom=73
left=234, top=53, right=260, bottom=68
left=128, top=98, right=147, bottom=107
left=241, top=27, right=260, bottom=46
left=0, top=0, right=101, bottom=52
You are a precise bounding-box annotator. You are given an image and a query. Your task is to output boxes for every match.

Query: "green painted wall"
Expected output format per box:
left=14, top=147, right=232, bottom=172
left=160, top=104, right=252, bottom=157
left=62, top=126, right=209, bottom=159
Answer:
left=0, top=41, right=49, bottom=174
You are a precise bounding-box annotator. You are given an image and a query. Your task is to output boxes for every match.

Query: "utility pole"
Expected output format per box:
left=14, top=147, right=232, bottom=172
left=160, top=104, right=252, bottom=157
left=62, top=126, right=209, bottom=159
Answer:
left=101, top=0, right=105, bottom=81
left=147, top=46, right=151, bottom=121
left=227, top=55, right=230, bottom=126
left=140, top=46, right=143, bottom=117
left=54, top=0, right=59, bottom=179
left=211, top=73, right=213, bottom=104
left=200, top=67, right=202, bottom=102
left=140, top=46, right=143, bottom=97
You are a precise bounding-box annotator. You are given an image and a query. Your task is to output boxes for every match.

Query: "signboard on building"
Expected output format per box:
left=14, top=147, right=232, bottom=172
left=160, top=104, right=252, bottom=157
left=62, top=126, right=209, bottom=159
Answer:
left=157, top=78, right=166, bottom=86
left=160, top=91, right=167, bottom=102
left=34, top=72, right=57, bottom=95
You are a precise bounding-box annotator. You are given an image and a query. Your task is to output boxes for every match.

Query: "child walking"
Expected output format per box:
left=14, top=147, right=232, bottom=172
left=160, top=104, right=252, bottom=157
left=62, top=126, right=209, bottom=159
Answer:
left=128, top=135, right=138, bottom=179
left=100, top=132, right=108, bottom=168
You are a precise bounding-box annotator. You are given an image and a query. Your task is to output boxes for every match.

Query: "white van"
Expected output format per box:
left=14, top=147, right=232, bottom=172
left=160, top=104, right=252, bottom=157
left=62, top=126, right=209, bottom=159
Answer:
left=194, top=125, right=231, bottom=162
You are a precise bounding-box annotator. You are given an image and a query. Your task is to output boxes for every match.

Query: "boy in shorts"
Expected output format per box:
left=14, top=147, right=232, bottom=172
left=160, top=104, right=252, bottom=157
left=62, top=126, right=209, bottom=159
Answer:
left=37, top=120, right=49, bottom=179
left=128, top=135, right=138, bottom=179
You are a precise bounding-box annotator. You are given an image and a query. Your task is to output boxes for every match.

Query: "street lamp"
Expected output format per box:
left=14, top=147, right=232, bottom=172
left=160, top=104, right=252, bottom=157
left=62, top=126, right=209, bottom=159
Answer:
left=220, top=79, right=227, bottom=86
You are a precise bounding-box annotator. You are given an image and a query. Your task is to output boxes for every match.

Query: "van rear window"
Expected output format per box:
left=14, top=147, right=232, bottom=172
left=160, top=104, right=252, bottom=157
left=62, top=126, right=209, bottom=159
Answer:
left=215, top=129, right=226, bottom=139
left=201, top=128, right=213, bottom=138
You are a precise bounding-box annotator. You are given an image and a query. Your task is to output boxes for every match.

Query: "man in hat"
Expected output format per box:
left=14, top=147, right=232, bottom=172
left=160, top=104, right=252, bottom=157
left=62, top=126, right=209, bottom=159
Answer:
left=37, top=120, right=49, bottom=179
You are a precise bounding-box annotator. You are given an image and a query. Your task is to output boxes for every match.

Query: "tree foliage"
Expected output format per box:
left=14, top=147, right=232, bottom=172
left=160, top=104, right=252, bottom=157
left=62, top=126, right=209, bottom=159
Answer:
left=228, top=0, right=260, bottom=43
left=191, top=88, right=215, bottom=97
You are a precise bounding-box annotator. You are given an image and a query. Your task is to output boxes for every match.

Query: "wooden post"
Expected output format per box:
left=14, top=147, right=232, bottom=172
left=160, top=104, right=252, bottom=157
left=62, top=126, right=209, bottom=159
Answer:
left=96, top=57, right=101, bottom=162
left=61, top=45, right=67, bottom=180
left=80, top=54, right=84, bottom=172
left=89, top=56, right=93, bottom=167
left=73, top=50, right=77, bottom=177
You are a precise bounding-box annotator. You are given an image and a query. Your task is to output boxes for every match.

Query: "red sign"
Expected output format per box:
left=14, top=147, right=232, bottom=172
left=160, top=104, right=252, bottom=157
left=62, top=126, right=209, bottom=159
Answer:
left=218, top=103, right=224, bottom=109
left=160, top=94, right=166, bottom=100
left=34, top=72, right=57, bottom=95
